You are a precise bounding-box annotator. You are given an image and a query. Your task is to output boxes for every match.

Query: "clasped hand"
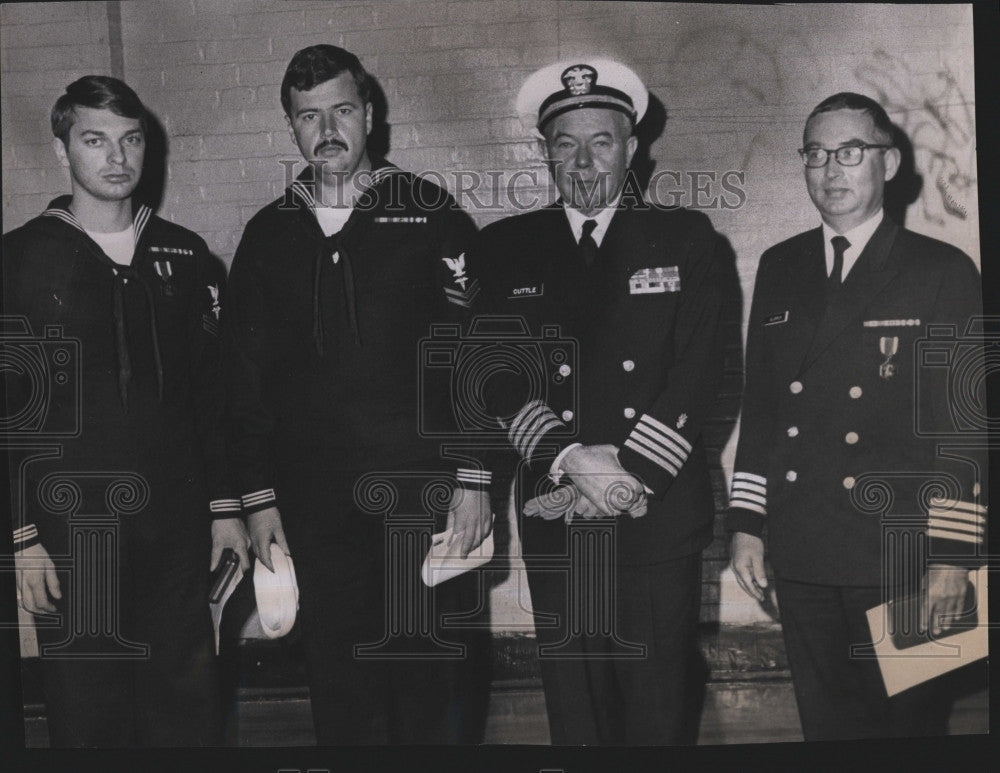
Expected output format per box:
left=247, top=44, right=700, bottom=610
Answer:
left=524, top=444, right=648, bottom=520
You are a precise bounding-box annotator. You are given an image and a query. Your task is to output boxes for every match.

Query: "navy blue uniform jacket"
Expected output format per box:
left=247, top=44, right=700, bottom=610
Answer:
left=469, top=201, right=728, bottom=566
left=4, top=197, right=237, bottom=550
left=726, top=217, right=987, bottom=586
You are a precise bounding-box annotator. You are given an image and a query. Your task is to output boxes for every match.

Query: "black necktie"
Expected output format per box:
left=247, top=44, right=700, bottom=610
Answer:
left=829, top=235, right=850, bottom=291
left=579, top=219, right=598, bottom=266
left=312, top=217, right=361, bottom=357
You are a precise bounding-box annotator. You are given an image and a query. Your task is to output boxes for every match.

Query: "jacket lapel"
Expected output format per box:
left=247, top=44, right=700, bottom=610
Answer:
left=792, top=228, right=827, bottom=329
left=548, top=199, right=584, bottom=259
left=800, top=217, right=900, bottom=373
left=769, top=228, right=826, bottom=376
left=600, top=202, right=646, bottom=274
left=545, top=203, right=591, bottom=324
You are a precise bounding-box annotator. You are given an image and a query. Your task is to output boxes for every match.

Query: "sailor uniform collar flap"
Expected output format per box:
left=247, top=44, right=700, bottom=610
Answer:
left=799, top=216, right=901, bottom=373
left=40, top=195, right=153, bottom=270
left=288, top=160, right=402, bottom=243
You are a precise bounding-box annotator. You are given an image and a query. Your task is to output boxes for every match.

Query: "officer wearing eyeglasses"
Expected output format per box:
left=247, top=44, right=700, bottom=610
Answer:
left=726, top=92, right=986, bottom=740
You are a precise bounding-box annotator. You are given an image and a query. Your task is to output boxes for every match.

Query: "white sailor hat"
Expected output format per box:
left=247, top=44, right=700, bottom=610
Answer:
left=253, top=543, right=299, bottom=639
left=516, top=58, right=648, bottom=136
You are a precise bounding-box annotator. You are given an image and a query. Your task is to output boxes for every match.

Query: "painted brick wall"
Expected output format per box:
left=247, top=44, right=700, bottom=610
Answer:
left=4, top=3, right=977, bottom=262
left=1, top=1, right=114, bottom=227
left=1, top=2, right=980, bottom=629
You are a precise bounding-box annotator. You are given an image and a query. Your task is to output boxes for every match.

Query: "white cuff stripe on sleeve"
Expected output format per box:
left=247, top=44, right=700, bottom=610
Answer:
left=929, top=497, right=986, bottom=515
left=508, top=399, right=565, bottom=461
left=731, top=500, right=767, bottom=516
left=13, top=524, right=38, bottom=541
left=628, top=415, right=691, bottom=468
left=638, top=414, right=692, bottom=453
left=210, top=499, right=242, bottom=513
left=733, top=481, right=766, bottom=497
left=457, top=469, right=492, bottom=484
left=629, top=430, right=684, bottom=468
left=928, top=527, right=982, bottom=545
left=734, top=471, right=767, bottom=486
left=732, top=491, right=766, bottom=506
left=731, top=471, right=768, bottom=515
left=928, top=499, right=986, bottom=522
left=517, top=410, right=551, bottom=451
left=635, top=419, right=689, bottom=459
left=927, top=517, right=984, bottom=536
left=524, top=418, right=562, bottom=462
left=242, top=489, right=276, bottom=507
left=624, top=438, right=679, bottom=477
left=509, top=400, right=546, bottom=448
left=928, top=506, right=986, bottom=529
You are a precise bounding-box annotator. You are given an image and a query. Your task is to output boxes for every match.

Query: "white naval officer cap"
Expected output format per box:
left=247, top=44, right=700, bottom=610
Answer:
left=515, top=58, right=649, bottom=137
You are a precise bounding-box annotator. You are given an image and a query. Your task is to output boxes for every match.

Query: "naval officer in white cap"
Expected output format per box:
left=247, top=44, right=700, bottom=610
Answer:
left=466, top=59, right=729, bottom=744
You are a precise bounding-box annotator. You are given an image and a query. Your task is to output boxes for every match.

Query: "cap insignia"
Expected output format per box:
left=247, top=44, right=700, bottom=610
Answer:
left=561, top=64, right=596, bottom=96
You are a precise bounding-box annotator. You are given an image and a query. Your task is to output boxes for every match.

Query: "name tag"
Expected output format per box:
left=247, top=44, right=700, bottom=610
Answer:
left=630, top=266, right=680, bottom=294
left=150, top=245, right=193, bottom=256
left=373, top=216, right=428, bottom=224
left=508, top=284, right=543, bottom=299
left=764, top=311, right=789, bottom=326
left=862, top=318, right=921, bottom=328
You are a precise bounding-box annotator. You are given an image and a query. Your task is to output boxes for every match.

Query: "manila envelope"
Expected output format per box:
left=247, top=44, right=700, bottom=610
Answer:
left=866, top=566, right=988, bottom=697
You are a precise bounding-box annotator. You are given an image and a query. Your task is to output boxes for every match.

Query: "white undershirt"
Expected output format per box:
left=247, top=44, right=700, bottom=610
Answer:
left=86, top=225, right=135, bottom=266
left=821, top=209, right=883, bottom=281
left=313, top=205, right=353, bottom=237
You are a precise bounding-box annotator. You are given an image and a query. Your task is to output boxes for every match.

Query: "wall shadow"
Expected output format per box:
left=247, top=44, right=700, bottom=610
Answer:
left=884, top=122, right=922, bottom=228
left=632, top=93, right=668, bottom=192
left=135, top=106, right=234, bottom=278
left=134, top=108, right=168, bottom=214
left=366, top=74, right=392, bottom=161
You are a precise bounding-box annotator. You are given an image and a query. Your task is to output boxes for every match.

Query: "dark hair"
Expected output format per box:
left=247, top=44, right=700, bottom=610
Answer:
left=280, top=45, right=370, bottom=116
left=805, top=92, right=896, bottom=145
left=50, top=75, right=147, bottom=145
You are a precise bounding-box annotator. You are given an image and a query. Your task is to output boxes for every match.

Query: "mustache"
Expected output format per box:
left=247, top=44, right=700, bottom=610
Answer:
left=314, top=138, right=348, bottom=154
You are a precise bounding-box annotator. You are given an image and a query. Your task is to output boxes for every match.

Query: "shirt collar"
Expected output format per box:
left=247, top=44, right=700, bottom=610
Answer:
left=562, top=191, right=623, bottom=247
left=821, top=208, right=883, bottom=256
left=821, top=209, right=884, bottom=278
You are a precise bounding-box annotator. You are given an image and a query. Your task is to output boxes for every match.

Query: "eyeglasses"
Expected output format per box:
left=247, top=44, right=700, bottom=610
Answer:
left=798, top=144, right=892, bottom=168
